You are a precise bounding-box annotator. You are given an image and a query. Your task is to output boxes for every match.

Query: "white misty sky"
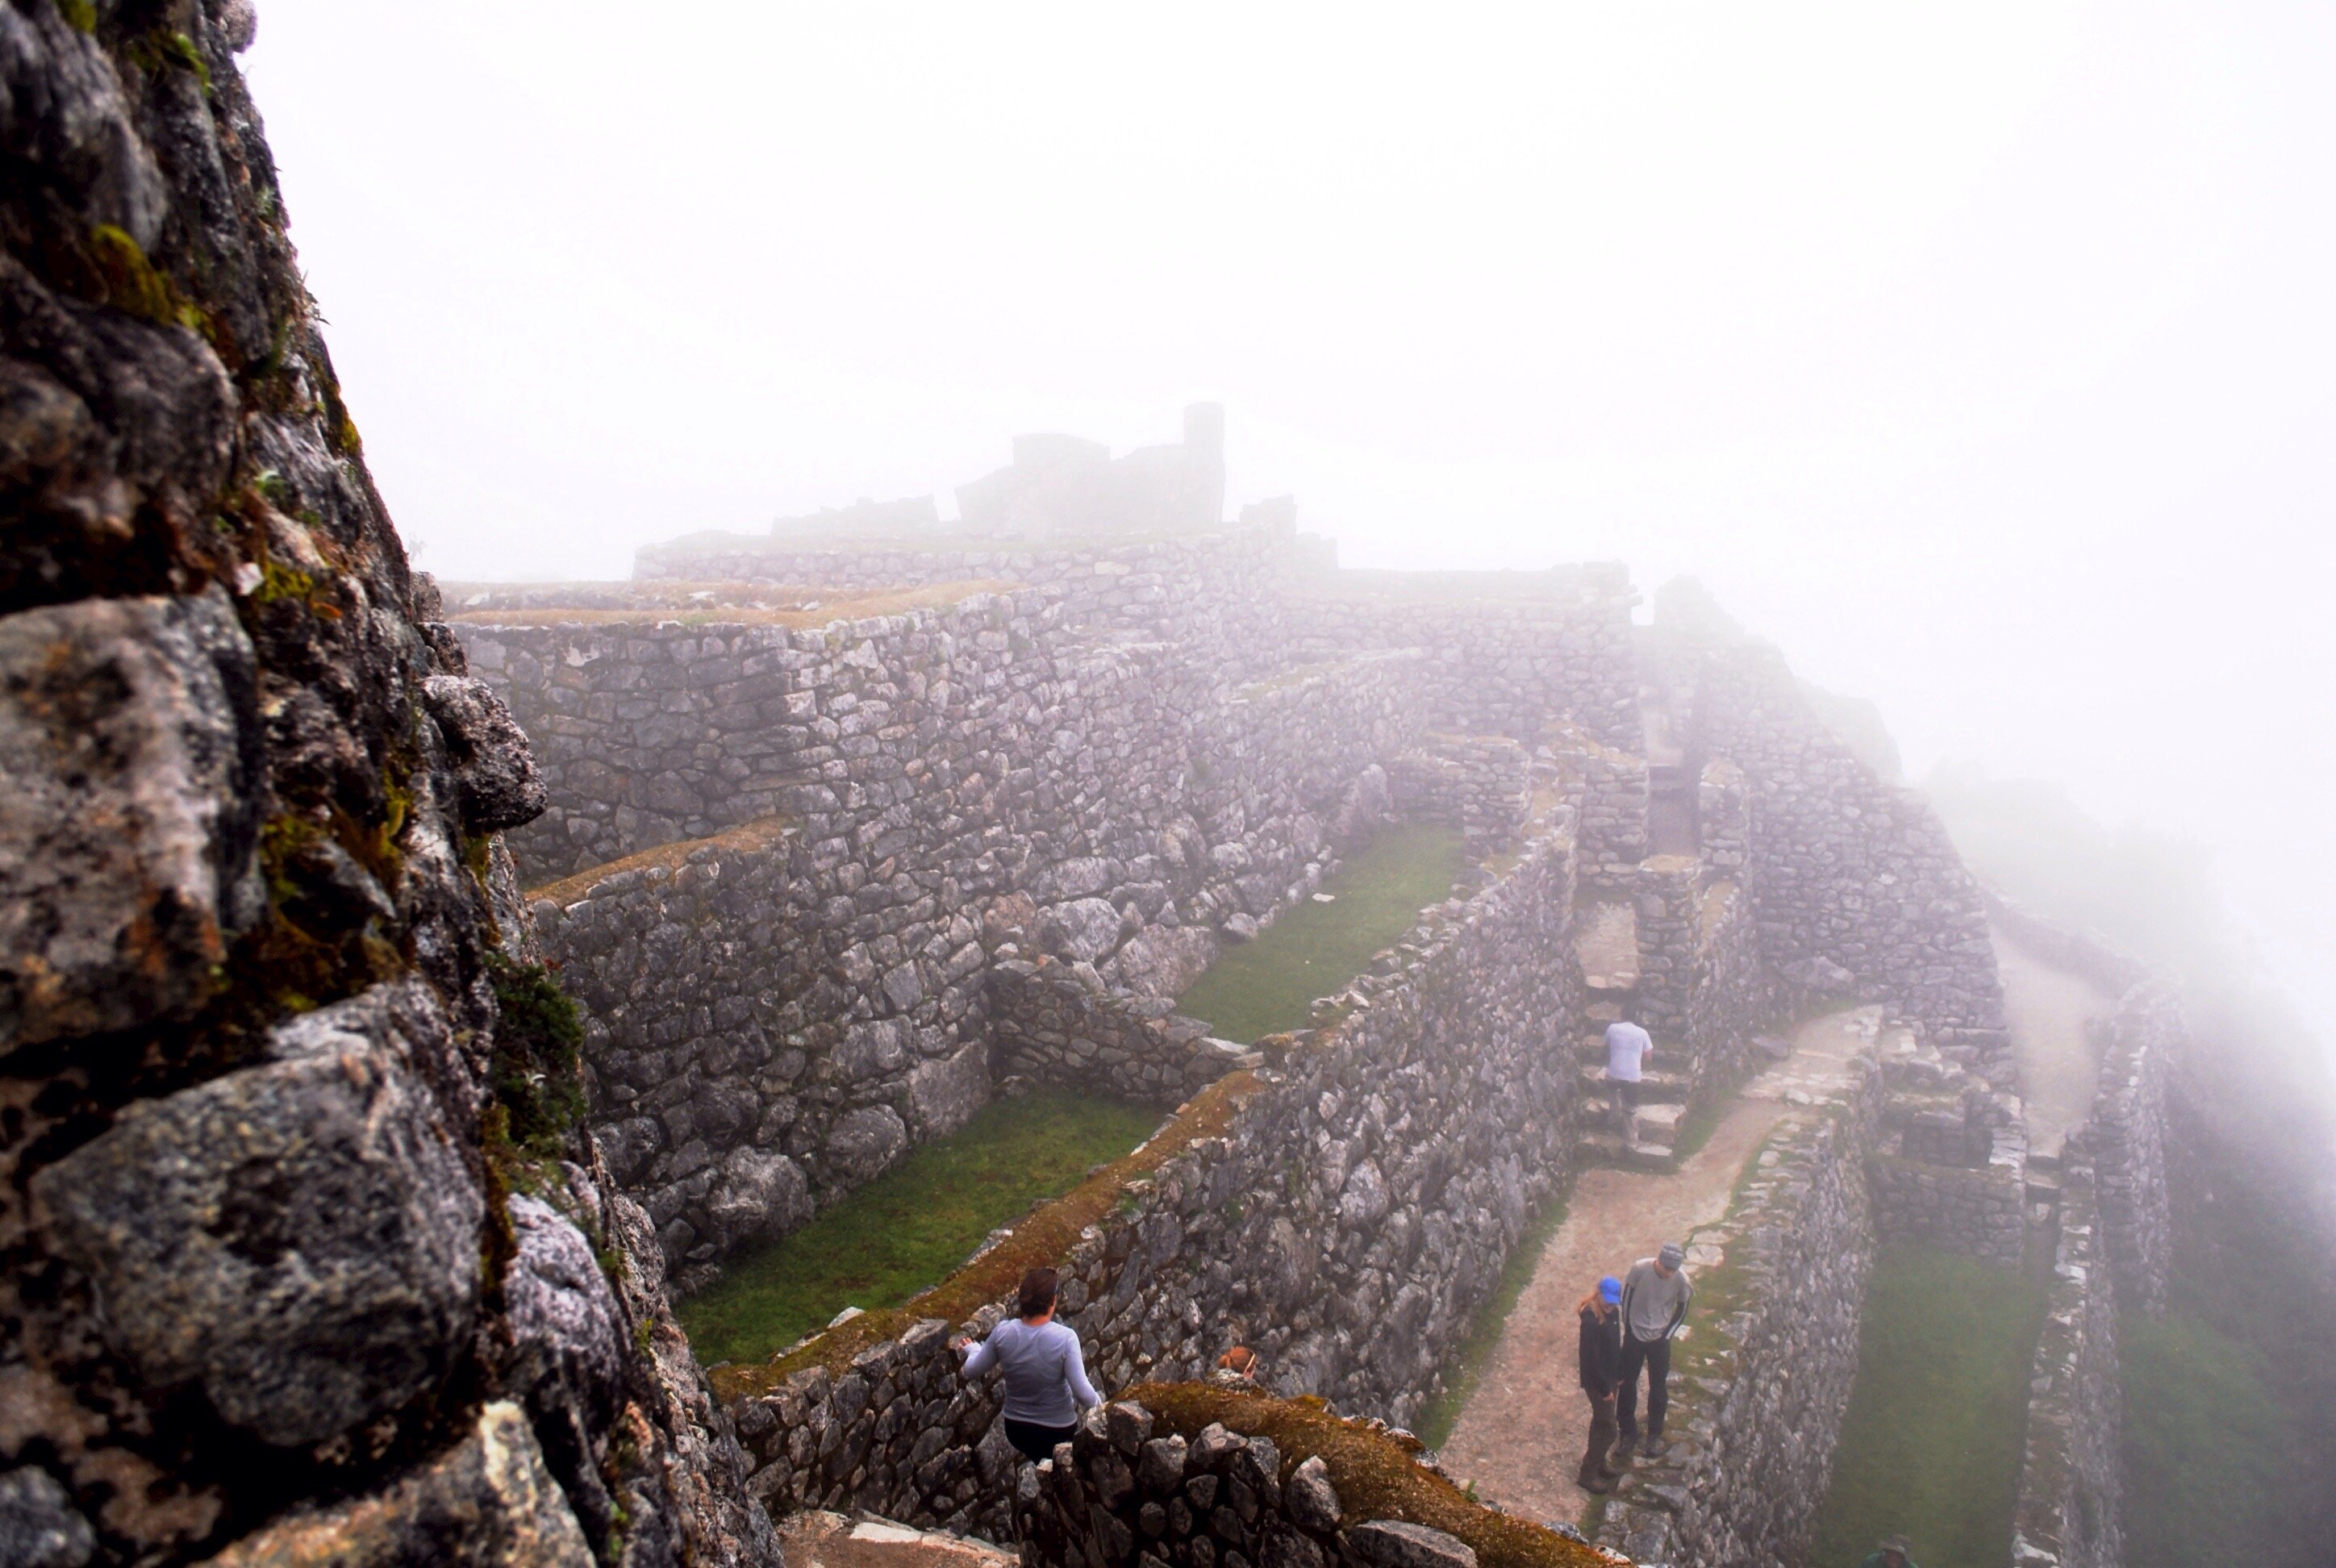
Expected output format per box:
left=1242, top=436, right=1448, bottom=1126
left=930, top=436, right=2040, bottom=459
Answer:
left=247, top=3, right=2335, bottom=1045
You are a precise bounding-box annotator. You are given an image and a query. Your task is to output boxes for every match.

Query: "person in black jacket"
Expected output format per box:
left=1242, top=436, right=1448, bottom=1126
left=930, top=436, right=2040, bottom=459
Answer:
left=1576, top=1274, right=1625, bottom=1491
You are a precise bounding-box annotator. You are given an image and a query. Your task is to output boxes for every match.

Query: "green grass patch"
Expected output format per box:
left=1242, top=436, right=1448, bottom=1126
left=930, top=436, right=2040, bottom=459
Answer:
left=1416, top=1195, right=1569, bottom=1452
left=1176, top=824, right=1467, bottom=1043
left=677, top=1091, right=1161, bottom=1366
left=2122, top=1311, right=2308, bottom=1568
left=1809, top=1246, right=2049, bottom=1568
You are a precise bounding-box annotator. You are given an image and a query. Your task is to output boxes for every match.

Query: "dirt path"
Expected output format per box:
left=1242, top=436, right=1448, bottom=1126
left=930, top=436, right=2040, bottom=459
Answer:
left=1436, top=1009, right=1873, bottom=1528
left=1992, top=928, right=2113, bottom=1161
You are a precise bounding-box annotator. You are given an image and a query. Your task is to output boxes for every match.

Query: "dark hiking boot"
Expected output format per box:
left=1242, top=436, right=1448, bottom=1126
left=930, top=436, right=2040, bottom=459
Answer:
left=1640, top=1433, right=1666, bottom=1460
left=1579, top=1469, right=1615, bottom=1495
left=1608, top=1437, right=1635, bottom=1466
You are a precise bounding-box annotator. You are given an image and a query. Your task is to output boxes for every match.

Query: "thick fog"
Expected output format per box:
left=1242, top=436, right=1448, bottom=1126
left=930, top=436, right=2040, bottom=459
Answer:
left=247, top=3, right=2334, bottom=1050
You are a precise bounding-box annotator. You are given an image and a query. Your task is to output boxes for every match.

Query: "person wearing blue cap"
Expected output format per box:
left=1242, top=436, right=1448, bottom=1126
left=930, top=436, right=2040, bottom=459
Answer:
left=1575, top=1274, right=1626, bottom=1491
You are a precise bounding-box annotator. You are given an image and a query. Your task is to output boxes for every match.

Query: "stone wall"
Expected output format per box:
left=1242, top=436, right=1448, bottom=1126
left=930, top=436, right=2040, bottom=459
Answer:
left=1595, top=1059, right=1882, bottom=1568
left=632, top=519, right=1308, bottom=675
left=0, top=10, right=771, bottom=1563
left=2010, top=1154, right=2127, bottom=1568
left=1986, top=891, right=2175, bottom=1316
left=498, top=594, right=1426, bottom=1283
left=1388, top=733, right=1532, bottom=856
left=714, top=809, right=1584, bottom=1538
left=1654, top=613, right=2009, bottom=1072
left=1013, top=1391, right=1621, bottom=1568
left=1546, top=720, right=1650, bottom=890
left=2092, top=983, right=2175, bottom=1316
left=1286, top=569, right=1642, bottom=752
left=1679, top=877, right=1780, bottom=1096
left=1866, top=1136, right=2029, bottom=1266
left=990, top=960, right=1257, bottom=1106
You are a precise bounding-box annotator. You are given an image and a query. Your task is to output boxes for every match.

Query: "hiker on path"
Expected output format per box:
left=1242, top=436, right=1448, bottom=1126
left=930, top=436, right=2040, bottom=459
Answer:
left=955, top=1266, right=1101, bottom=1463
left=1575, top=1274, right=1625, bottom=1492
left=1615, top=1241, right=1692, bottom=1460
left=1859, top=1536, right=1918, bottom=1568
left=1604, top=1017, right=1653, bottom=1139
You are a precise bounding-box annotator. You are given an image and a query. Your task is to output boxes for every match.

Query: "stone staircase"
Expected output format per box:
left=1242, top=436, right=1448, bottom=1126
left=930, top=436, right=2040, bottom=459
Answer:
left=1574, top=1025, right=1692, bottom=1166
left=1570, top=894, right=1692, bottom=1165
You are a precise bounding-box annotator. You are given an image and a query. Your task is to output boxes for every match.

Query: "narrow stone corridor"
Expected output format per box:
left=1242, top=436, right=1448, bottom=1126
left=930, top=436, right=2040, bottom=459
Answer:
left=1436, top=1009, right=1872, bottom=1528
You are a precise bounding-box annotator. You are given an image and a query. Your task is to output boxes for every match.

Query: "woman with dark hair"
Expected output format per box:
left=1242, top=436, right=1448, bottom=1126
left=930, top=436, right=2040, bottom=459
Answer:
left=957, top=1266, right=1102, bottom=1463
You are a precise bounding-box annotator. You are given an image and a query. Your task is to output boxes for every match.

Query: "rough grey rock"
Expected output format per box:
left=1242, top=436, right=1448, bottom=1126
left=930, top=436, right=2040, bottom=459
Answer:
left=823, top=1105, right=908, bottom=1186
left=0, top=1467, right=94, bottom=1568
left=0, top=4, right=169, bottom=246
left=1284, top=1457, right=1340, bottom=1533
left=1039, top=898, right=1124, bottom=964
left=905, top=1041, right=989, bottom=1137
left=32, top=982, right=482, bottom=1448
left=1345, top=1520, right=1478, bottom=1568
left=420, top=674, right=547, bottom=832
left=198, top=1401, right=593, bottom=1566
left=705, top=1147, right=813, bottom=1251
left=503, top=1195, right=627, bottom=1436
left=219, top=0, right=261, bottom=53
left=0, top=588, right=260, bottom=1053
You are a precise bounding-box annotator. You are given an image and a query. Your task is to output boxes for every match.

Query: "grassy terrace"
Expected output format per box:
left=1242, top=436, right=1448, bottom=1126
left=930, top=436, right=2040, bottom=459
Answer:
left=1809, top=1246, right=2049, bottom=1568
left=678, top=1091, right=1161, bottom=1366
left=1175, top=823, right=1469, bottom=1042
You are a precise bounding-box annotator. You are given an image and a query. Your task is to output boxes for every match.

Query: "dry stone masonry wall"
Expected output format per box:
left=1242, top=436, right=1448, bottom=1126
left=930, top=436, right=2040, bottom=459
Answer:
left=1012, top=1391, right=1620, bottom=1568
left=2010, top=1154, right=2127, bottom=1568
left=492, top=582, right=1428, bottom=1282
left=1646, top=594, right=2009, bottom=1070
left=715, top=807, right=1585, bottom=1540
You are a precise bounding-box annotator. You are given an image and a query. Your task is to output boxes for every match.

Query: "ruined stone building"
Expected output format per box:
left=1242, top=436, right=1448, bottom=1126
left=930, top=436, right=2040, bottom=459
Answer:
left=1, top=7, right=2188, bottom=1568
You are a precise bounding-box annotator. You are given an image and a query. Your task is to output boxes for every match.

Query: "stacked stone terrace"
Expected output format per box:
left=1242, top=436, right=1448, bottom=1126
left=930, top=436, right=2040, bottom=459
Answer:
left=448, top=506, right=2012, bottom=1289
left=431, top=497, right=2192, bottom=1568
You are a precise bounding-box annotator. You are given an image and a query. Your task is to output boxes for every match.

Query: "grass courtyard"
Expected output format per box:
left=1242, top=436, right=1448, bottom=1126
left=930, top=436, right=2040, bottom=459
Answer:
left=676, top=1090, right=1162, bottom=1366
left=1174, top=822, right=1469, bottom=1043
left=1808, top=1246, right=2049, bottom=1568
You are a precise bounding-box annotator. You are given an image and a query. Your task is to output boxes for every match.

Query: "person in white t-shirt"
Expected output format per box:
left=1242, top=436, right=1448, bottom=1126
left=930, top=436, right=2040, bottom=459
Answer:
left=1604, top=1018, right=1652, bottom=1139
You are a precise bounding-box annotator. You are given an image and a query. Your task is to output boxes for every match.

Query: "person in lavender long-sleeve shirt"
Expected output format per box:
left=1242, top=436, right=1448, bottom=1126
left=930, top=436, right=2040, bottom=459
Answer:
left=957, top=1266, right=1101, bottom=1462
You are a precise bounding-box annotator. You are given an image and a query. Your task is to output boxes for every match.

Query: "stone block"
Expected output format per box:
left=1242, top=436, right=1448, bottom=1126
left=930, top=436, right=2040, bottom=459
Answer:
left=32, top=982, right=482, bottom=1447
left=1345, top=1520, right=1477, bottom=1568
left=198, top=1402, right=591, bottom=1565
left=0, top=588, right=260, bottom=1053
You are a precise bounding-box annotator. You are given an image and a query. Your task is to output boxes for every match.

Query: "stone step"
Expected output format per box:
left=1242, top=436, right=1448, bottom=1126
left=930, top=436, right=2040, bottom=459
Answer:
left=1581, top=1097, right=1687, bottom=1149
left=1577, top=1130, right=1676, bottom=1169
left=1577, top=1064, right=1695, bottom=1099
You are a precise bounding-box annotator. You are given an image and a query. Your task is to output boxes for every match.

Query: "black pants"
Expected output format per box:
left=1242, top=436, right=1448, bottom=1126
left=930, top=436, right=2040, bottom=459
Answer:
left=1616, top=1334, right=1671, bottom=1439
left=1003, top=1417, right=1078, bottom=1465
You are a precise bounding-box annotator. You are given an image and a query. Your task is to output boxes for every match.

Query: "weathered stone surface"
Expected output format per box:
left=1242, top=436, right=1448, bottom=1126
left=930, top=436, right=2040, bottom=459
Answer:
left=503, top=1195, right=627, bottom=1434
left=0, top=1466, right=95, bottom=1568
left=0, top=588, right=259, bottom=1052
left=1346, top=1521, right=1478, bottom=1568
left=905, top=1041, right=989, bottom=1137
left=31, top=982, right=483, bottom=1448
left=824, top=1105, right=909, bottom=1187
left=0, top=10, right=778, bottom=1560
left=420, top=673, right=547, bottom=832
left=1283, top=1457, right=1339, bottom=1533
left=1038, top=899, right=1123, bottom=965
left=705, top=1147, right=814, bottom=1252
left=198, top=1402, right=592, bottom=1566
